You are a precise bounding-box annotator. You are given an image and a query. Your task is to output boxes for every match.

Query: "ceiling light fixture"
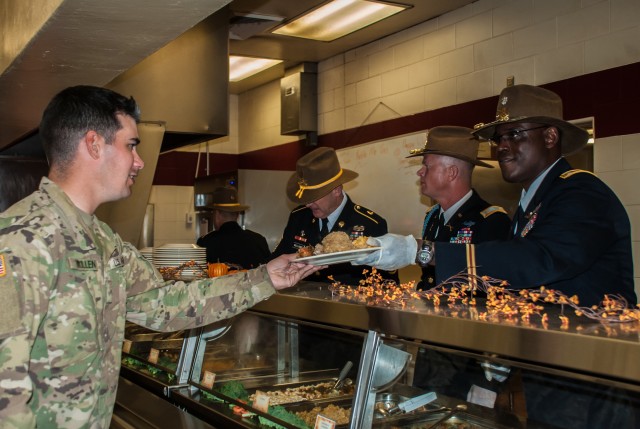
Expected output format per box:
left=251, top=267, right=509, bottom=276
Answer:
left=272, top=0, right=409, bottom=42
left=229, top=56, right=282, bottom=82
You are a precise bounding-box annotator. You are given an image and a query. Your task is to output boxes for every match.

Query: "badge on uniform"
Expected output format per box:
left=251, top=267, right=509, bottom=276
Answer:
left=350, top=225, right=365, bottom=240
left=521, top=203, right=542, bottom=238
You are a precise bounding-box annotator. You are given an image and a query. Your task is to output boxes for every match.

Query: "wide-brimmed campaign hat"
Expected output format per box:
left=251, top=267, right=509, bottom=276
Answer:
left=472, top=84, right=588, bottom=155
left=286, top=147, right=358, bottom=205
left=207, top=186, right=249, bottom=212
left=407, top=125, right=493, bottom=168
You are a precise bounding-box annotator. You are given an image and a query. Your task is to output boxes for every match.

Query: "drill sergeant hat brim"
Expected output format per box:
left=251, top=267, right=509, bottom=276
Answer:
left=407, top=125, right=493, bottom=168
left=472, top=84, right=589, bottom=156
left=206, top=186, right=249, bottom=212
left=286, top=147, right=358, bottom=205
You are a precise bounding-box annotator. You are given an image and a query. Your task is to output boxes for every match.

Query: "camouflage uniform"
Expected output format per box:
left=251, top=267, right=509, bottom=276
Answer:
left=0, top=178, right=276, bottom=428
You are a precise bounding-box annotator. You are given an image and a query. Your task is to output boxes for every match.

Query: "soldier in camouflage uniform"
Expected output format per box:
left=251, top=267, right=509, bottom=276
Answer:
left=0, top=85, right=320, bottom=428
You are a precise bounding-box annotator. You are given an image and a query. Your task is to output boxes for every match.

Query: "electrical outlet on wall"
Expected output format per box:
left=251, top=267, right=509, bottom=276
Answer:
left=185, top=212, right=194, bottom=225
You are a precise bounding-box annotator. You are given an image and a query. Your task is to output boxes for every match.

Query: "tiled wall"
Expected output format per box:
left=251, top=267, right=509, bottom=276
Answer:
left=594, top=132, right=640, bottom=290
left=148, top=186, right=198, bottom=246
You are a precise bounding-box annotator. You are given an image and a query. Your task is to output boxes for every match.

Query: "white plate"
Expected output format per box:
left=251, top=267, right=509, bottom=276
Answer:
left=295, top=247, right=380, bottom=266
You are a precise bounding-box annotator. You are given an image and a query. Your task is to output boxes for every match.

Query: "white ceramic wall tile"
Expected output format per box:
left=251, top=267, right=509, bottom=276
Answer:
left=440, top=46, right=474, bottom=80
left=344, top=58, right=369, bottom=84
left=318, top=65, right=344, bottom=94
left=381, top=67, right=409, bottom=97
left=456, top=10, right=493, bottom=48
left=581, top=0, right=609, bottom=8
left=598, top=170, right=640, bottom=205
left=594, top=135, right=623, bottom=172
left=345, top=100, right=378, bottom=129
left=438, top=3, right=474, bottom=28
left=369, top=49, right=395, bottom=77
left=320, top=108, right=346, bottom=135
left=344, top=83, right=357, bottom=107
left=424, top=78, right=457, bottom=112
left=622, top=134, right=640, bottom=170
left=474, top=33, right=514, bottom=69
left=627, top=204, right=640, bottom=241
left=381, top=86, right=426, bottom=117
left=407, top=57, right=440, bottom=89
left=534, top=43, right=584, bottom=85
left=456, top=68, right=494, bottom=104
left=356, top=75, right=382, bottom=103
left=473, top=0, right=507, bottom=15
left=393, top=36, right=425, bottom=68
left=317, top=53, right=344, bottom=73
left=385, top=18, right=438, bottom=48
left=531, top=0, right=581, bottom=24
left=318, top=90, right=335, bottom=115
left=612, top=0, right=640, bottom=31
left=493, top=0, right=535, bottom=36
left=423, top=26, right=456, bottom=59
left=153, top=202, right=176, bottom=222
left=557, top=1, right=610, bottom=46
left=333, top=86, right=345, bottom=110
left=354, top=39, right=385, bottom=60
left=585, top=26, right=640, bottom=73
left=632, top=241, right=640, bottom=295
left=493, top=57, right=535, bottom=92
left=513, top=19, right=557, bottom=59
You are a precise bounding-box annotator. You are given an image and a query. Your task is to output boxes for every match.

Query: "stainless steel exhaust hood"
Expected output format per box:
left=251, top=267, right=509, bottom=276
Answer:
left=107, top=7, right=230, bottom=153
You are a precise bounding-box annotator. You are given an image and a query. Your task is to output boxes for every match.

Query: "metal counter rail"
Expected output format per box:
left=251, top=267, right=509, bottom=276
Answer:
left=251, top=281, right=640, bottom=388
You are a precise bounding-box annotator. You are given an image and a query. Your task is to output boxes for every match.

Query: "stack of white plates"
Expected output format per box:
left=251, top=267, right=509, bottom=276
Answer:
left=153, top=244, right=207, bottom=280
left=139, top=247, right=154, bottom=264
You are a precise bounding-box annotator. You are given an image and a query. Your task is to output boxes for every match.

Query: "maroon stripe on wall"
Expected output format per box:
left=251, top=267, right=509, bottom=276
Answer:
left=154, top=61, right=640, bottom=185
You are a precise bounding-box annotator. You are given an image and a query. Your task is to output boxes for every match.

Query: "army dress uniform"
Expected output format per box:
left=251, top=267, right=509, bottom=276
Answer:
left=436, top=158, right=636, bottom=308
left=418, top=190, right=510, bottom=289
left=0, top=178, right=278, bottom=428
left=272, top=195, right=396, bottom=285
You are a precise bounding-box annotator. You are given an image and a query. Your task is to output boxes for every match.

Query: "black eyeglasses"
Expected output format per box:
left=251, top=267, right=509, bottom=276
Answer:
left=490, top=125, right=548, bottom=145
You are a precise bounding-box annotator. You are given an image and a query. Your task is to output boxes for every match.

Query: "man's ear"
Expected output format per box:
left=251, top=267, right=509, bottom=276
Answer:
left=544, top=127, right=560, bottom=149
left=84, top=131, right=101, bottom=160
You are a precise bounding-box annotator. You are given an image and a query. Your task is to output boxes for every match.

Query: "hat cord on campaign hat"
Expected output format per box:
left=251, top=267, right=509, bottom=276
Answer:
left=295, top=169, right=344, bottom=200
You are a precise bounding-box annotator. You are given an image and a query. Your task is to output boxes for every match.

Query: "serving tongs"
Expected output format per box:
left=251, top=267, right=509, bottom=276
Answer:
left=378, top=392, right=439, bottom=417
left=331, top=360, right=353, bottom=393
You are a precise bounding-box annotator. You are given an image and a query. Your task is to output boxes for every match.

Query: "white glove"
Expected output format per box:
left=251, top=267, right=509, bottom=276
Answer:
left=351, top=233, right=418, bottom=271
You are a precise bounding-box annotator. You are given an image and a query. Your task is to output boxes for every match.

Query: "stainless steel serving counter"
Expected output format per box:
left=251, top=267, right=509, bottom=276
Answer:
left=252, top=281, right=640, bottom=389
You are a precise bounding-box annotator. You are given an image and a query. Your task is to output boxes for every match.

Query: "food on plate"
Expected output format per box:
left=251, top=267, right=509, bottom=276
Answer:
left=296, top=245, right=315, bottom=258
left=297, top=232, right=371, bottom=258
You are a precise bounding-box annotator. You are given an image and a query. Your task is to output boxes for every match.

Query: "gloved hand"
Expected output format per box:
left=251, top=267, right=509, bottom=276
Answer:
left=351, top=233, right=418, bottom=271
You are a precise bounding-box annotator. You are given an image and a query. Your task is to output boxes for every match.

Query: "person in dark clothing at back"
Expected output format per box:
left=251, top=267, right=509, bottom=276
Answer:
left=197, top=186, right=270, bottom=269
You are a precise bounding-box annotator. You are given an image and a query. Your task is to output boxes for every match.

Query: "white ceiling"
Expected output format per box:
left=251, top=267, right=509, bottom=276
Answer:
left=0, top=0, right=475, bottom=154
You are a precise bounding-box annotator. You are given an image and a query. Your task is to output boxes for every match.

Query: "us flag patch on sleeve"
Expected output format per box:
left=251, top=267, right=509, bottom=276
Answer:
left=0, top=254, right=6, bottom=277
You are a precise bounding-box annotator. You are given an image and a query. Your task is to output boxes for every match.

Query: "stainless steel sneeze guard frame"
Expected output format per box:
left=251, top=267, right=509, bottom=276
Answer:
left=252, top=281, right=640, bottom=388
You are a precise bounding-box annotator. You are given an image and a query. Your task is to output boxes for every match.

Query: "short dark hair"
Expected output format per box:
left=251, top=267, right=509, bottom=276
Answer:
left=40, top=85, right=140, bottom=170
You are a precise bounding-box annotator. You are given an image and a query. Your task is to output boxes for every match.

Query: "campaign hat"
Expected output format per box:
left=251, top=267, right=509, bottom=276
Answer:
left=473, top=84, right=588, bottom=155
left=286, top=147, right=358, bottom=205
left=407, top=125, right=493, bottom=168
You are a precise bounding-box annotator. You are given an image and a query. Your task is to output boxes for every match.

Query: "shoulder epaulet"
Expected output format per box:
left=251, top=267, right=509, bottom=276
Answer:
left=353, top=205, right=380, bottom=224
left=480, top=206, right=508, bottom=218
left=560, top=169, right=596, bottom=179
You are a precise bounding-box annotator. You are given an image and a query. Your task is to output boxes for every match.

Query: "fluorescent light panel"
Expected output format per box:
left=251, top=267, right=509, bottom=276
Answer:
left=229, top=56, right=282, bottom=82
left=273, top=0, right=407, bottom=42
